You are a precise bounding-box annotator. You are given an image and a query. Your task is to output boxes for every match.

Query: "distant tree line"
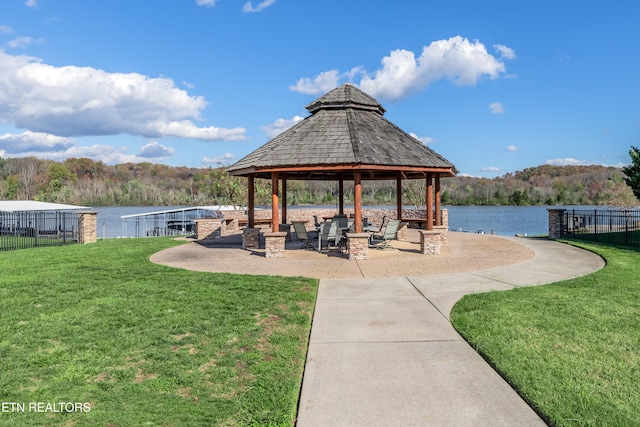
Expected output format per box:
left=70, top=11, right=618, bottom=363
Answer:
left=0, top=157, right=636, bottom=208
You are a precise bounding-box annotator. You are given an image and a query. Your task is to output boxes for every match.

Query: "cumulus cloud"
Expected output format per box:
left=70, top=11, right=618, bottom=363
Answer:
left=260, top=115, right=304, bottom=138
left=0, top=131, right=74, bottom=154
left=25, top=0, right=37, bottom=7
left=0, top=126, right=207, bottom=167
left=291, top=37, right=513, bottom=101
left=203, top=152, right=236, bottom=165
left=0, top=50, right=247, bottom=141
left=409, top=132, right=434, bottom=144
left=482, top=166, right=501, bottom=172
left=290, top=70, right=342, bottom=95
left=0, top=130, right=148, bottom=164
left=490, top=102, right=504, bottom=114
left=0, top=26, right=14, bottom=34
left=494, top=44, right=516, bottom=60
left=7, top=36, right=36, bottom=49
left=243, top=0, right=276, bottom=13
left=195, top=0, right=217, bottom=6
left=138, top=141, right=175, bottom=159
left=545, top=158, right=591, bottom=166
left=506, top=144, right=518, bottom=152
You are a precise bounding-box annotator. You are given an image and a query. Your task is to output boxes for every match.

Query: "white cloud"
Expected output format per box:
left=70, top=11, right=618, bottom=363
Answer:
left=506, top=144, right=518, bottom=152
left=290, top=36, right=513, bottom=100
left=260, top=115, right=304, bottom=138
left=0, top=130, right=146, bottom=164
left=292, top=36, right=512, bottom=101
left=0, top=50, right=247, bottom=142
left=290, top=70, right=342, bottom=95
left=482, top=166, right=501, bottom=172
left=490, top=102, right=504, bottom=114
left=0, top=131, right=74, bottom=154
left=195, top=0, right=217, bottom=6
left=242, top=0, right=276, bottom=13
left=25, top=0, right=37, bottom=8
left=545, top=158, right=591, bottom=166
left=0, top=26, right=14, bottom=34
left=409, top=132, right=434, bottom=144
left=494, top=44, right=516, bottom=60
left=138, top=141, right=175, bottom=159
left=203, top=152, right=236, bottom=166
left=7, top=36, right=35, bottom=48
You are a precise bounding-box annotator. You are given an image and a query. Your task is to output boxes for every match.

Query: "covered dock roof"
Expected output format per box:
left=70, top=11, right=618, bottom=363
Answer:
left=0, top=201, right=90, bottom=213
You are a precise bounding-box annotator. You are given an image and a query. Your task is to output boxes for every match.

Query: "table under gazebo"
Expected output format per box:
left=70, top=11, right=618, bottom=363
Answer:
left=227, top=83, right=457, bottom=259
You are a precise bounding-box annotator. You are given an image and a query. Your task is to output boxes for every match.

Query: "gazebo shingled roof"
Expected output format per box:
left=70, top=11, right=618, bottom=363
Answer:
left=227, top=83, right=456, bottom=237
left=227, top=83, right=456, bottom=180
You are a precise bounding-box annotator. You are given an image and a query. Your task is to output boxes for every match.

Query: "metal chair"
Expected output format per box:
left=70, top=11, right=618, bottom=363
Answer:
left=292, top=221, right=317, bottom=250
left=372, top=219, right=401, bottom=250
left=318, top=221, right=340, bottom=252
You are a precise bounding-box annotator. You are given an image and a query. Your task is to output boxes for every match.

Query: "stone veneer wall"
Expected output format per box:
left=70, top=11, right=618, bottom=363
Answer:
left=548, top=209, right=566, bottom=239
left=78, top=211, right=97, bottom=244
left=419, top=230, right=442, bottom=255
left=264, top=231, right=287, bottom=258
left=194, top=219, right=222, bottom=240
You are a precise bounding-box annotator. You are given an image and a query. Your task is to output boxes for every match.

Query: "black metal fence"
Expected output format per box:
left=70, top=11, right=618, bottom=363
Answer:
left=562, top=209, right=640, bottom=247
left=0, top=211, right=79, bottom=251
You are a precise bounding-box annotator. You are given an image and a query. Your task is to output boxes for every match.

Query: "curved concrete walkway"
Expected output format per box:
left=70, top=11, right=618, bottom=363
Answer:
left=296, top=237, right=605, bottom=426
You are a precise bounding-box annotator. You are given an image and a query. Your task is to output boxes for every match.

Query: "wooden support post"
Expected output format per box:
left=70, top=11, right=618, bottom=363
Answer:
left=435, top=174, right=441, bottom=226
left=354, top=170, right=362, bottom=233
left=248, top=173, right=255, bottom=229
left=281, top=174, right=287, bottom=225
left=338, top=174, right=344, bottom=215
left=426, top=172, right=434, bottom=231
left=396, top=172, right=402, bottom=220
left=271, top=172, right=279, bottom=232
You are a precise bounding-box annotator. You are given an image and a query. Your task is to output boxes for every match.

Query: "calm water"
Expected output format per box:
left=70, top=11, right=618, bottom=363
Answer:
left=93, top=205, right=590, bottom=238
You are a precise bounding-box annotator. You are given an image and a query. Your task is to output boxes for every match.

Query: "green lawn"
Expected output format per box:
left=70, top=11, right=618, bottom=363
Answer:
left=0, top=238, right=317, bottom=426
left=451, top=241, right=640, bottom=427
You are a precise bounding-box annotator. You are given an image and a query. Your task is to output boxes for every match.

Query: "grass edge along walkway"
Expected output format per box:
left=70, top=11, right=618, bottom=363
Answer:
left=0, top=238, right=318, bottom=426
left=451, top=240, right=640, bottom=427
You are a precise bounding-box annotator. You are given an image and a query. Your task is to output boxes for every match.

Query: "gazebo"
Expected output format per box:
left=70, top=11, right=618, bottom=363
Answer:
left=227, top=83, right=456, bottom=258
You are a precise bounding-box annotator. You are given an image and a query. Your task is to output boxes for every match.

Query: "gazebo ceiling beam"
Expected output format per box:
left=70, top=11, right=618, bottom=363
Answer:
left=251, top=164, right=454, bottom=174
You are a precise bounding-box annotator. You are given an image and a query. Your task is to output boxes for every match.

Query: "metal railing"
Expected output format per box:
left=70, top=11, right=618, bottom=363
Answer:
left=0, top=211, right=79, bottom=251
left=562, top=209, right=640, bottom=247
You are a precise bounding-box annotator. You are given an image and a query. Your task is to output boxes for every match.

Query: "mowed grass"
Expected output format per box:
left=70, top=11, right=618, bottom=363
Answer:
left=0, top=238, right=317, bottom=426
left=451, top=241, right=640, bottom=427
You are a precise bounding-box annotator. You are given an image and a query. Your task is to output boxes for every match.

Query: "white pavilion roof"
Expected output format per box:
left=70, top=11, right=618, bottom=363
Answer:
left=0, top=201, right=91, bottom=213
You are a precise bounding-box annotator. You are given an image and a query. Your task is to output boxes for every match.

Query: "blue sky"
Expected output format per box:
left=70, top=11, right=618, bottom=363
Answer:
left=1, top=0, right=639, bottom=178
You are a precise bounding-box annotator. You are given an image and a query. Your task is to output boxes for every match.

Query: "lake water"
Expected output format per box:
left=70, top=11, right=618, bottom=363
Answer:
left=93, top=205, right=591, bottom=239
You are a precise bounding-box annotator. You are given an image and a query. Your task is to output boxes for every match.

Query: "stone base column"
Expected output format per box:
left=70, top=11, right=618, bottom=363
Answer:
left=419, top=230, right=442, bottom=255
left=397, top=222, right=408, bottom=241
left=194, top=219, right=221, bottom=240
left=264, top=231, right=287, bottom=258
left=242, top=228, right=260, bottom=250
left=78, top=211, right=97, bottom=244
left=548, top=209, right=566, bottom=239
left=441, top=208, right=448, bottom=228
left=433, top=225, right=448, bottom=244
left=346, top=233, right=369, bottom=260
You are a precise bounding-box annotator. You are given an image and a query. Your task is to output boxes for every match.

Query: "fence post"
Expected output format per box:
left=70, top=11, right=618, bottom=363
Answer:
left=78, top=211, right=97, bottom=244
left=547, top=209, right=566, bottom=239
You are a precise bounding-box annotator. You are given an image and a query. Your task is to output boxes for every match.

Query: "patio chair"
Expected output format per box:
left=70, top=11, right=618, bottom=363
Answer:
left=333, top=215, right=348, bottom=229
left=292, top=221, right=317, bottom=250
left=372, top=219, right=401, bottom=250
left=373, top=215, right=389, bottom=233
left=319, top=221, right=340, bottom=252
